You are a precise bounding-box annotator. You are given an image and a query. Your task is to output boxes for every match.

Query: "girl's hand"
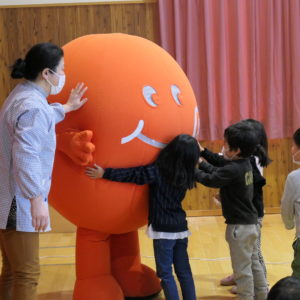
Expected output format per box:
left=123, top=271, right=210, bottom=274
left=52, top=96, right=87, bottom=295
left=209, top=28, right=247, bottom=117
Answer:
left=85, top=164, right=104, bottom=179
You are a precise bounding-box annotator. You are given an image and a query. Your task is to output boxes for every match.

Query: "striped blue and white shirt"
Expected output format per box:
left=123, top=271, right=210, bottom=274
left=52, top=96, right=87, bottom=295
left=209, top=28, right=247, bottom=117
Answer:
left=0, top=81, right=65, bottom=232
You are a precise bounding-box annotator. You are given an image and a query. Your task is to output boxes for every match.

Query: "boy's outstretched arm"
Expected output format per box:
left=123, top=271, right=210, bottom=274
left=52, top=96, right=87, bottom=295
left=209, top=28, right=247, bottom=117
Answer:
left=198, top=160, right=218, bottom=174
left=200, top=148, right=227, bottom=167
left=195, top=165, right=236, bottom=188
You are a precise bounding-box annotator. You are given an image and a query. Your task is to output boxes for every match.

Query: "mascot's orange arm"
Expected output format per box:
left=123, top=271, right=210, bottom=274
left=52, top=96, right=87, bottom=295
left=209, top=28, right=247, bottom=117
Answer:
left=56, top=129, right=95, bottom=166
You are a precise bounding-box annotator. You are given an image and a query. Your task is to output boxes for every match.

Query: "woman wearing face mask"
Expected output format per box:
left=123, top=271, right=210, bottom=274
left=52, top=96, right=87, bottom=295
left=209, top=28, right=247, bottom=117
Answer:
left=0, top=42, right=88, bottom=300
left=281, top=128, right=300, bottom=278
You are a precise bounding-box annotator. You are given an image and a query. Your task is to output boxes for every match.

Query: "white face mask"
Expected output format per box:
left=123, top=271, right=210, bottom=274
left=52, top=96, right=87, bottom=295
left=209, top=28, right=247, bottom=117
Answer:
left=45, top=70, right=66, bottom=95
left=221, top=146, right=236, bottom=161
left=293, top=150, right=300, bottom=165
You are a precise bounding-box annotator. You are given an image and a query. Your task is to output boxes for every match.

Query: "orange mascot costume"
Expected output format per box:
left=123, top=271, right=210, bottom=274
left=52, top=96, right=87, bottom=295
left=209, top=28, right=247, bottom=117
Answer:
left=49, top=34, right=199, bottom=300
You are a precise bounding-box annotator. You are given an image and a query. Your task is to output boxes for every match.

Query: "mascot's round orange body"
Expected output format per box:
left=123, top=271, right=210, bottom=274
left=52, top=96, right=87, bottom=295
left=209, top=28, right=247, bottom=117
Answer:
left=49, top=34, right=199, bottom=300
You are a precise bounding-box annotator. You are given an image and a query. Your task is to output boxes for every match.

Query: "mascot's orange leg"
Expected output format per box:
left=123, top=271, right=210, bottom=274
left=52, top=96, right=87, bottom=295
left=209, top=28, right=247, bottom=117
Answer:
left=111, top=231, right=161, bottom=298
left=73, top=228, right=124, bottom=300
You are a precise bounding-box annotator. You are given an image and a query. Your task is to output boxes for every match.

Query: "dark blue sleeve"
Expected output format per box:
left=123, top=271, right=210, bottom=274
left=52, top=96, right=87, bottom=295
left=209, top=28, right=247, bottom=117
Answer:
left=103, top=164, right=158, bottom=185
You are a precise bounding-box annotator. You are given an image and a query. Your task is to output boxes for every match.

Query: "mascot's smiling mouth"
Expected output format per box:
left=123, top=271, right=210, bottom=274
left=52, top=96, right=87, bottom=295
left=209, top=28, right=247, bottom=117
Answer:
left=121, top=120, right=166, bottom=149
left=121, top=107, right=200, bottom=149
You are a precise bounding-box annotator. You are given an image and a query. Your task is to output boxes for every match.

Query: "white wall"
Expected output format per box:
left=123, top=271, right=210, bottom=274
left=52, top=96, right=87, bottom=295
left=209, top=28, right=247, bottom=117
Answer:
left=0, top=0, right=143, bottom=6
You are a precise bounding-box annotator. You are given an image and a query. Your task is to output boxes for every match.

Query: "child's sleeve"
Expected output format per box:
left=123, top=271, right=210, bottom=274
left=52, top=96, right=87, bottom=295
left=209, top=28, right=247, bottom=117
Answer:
left=195, top=164, right=236, bottom=188
left=201, top=148, right=227, bottom=167
left=281, top=174, right=296, bottom=230
left=198, top=161, right=218, bottom=174
left=103, top=164, right=157, bottom=185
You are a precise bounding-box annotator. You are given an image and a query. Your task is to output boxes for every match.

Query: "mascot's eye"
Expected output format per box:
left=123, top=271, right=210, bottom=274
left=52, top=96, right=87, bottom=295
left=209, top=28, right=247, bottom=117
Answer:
left=143, top=86, right=158, bottom=107
left=171, top=85, right=182, bottom=106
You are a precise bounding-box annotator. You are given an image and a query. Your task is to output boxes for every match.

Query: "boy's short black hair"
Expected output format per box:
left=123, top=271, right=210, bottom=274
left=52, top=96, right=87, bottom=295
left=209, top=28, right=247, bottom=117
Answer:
left=267, top=276, right=300, bottom=300
left=224, top=122, right=258, bottom=158
left=293, top=128, right=300, bottom=147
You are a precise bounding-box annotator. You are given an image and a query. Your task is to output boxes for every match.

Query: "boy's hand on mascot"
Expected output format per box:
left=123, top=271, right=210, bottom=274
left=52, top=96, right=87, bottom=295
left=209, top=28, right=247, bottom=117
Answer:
left=198, top=141, right=205, bottom=152
left=85, top=164, right=104, bottom=179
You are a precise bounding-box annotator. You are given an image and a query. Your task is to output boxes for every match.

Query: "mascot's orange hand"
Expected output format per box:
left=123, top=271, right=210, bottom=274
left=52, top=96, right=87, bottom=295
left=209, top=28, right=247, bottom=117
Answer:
left=85, top=164, right=104, bottom=179
left=57, top=130, right=95, bottom=166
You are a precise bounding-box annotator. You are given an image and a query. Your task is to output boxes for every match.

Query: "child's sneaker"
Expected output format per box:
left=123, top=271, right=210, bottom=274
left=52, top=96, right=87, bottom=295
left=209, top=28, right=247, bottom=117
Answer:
left=230, top=286, right=237, bottom=294
left=220, top=274, right=235, bottom=286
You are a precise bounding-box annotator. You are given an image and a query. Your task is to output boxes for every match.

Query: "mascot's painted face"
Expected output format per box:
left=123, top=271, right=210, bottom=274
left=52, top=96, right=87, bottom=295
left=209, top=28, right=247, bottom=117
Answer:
left=121, top=85, right=199, bottom=149
left=49, top=34, right=199, bottom=233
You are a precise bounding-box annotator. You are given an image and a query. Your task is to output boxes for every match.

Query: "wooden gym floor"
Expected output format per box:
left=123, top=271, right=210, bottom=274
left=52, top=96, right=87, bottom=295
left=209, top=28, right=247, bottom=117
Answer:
left=0, top=214, right=294, bottom=299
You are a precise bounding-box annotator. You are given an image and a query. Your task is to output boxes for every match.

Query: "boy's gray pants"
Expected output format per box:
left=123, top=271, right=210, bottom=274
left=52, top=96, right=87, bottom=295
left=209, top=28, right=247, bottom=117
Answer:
left=226, top=224, right=268, bottom=300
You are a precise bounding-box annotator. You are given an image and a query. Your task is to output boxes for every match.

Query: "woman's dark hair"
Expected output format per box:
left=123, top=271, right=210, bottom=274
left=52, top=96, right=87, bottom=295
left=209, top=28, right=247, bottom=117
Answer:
left=267, top=276, right=300, bottom=300
left=11, top=42, right=64, bottom=81
left=224, top=122, right=259, bottom=158
left=241, top=119, right=272, bottom=167
left=293, top=128, right=300, bottom=147
left=156, top=134, right=200, bottom=190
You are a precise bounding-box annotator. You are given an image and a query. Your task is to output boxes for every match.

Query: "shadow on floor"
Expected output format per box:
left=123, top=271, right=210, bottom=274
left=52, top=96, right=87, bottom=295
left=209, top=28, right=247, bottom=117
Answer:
left=199, top=296, right=237, bottom=299
left=38, top=292, right=72, bottom=300
left=38, top=291, right=237, bottom=300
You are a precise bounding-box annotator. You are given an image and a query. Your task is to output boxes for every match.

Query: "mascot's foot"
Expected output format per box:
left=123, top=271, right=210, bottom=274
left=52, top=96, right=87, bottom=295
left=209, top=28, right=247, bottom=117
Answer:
left=114, top=264, right=161, bottom=298
left=73, top=275, right=124, bottom=300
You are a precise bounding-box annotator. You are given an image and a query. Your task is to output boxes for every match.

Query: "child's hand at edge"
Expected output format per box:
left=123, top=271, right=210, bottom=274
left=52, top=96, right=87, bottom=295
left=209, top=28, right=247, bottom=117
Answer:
left=85, top=164, right=104, bottom=179
left=213, top=193, right=222, bottom=207
left=198, top=141, right=205, bottom=152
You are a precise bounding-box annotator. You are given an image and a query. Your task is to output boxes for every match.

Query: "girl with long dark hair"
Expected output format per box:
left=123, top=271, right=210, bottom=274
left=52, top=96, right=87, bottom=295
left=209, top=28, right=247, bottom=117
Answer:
left=86, top=134, right=199, bottom=300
